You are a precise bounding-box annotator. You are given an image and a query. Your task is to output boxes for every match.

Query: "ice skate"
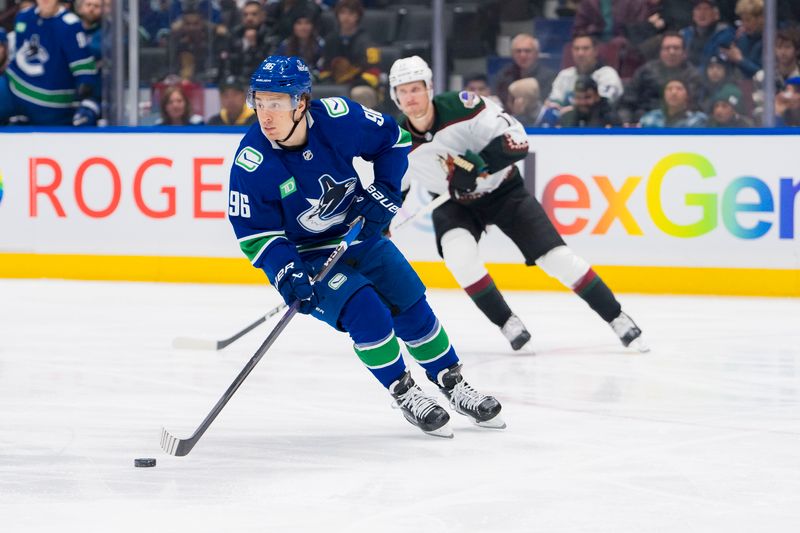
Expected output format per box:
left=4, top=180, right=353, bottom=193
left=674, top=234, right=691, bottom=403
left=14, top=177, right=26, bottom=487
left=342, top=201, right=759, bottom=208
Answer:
left=431, top=364, right=506, bottom=429
left=390, top=372, right=453, bottom=438
left=501, top=314, right=533, bottom=352
left=610, top=311, right=649, bottom=352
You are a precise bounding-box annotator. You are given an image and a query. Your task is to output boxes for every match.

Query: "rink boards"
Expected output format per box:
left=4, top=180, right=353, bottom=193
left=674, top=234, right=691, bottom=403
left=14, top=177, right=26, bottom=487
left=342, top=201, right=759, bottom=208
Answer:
left=1, top=128, right=798, bottom=296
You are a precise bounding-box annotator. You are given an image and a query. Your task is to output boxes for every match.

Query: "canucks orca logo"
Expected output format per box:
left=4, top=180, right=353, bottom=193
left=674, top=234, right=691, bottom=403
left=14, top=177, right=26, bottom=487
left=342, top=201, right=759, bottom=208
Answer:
left=297, top=174, right=358, bottom=233
left=15, top=35, right=49, bottom=77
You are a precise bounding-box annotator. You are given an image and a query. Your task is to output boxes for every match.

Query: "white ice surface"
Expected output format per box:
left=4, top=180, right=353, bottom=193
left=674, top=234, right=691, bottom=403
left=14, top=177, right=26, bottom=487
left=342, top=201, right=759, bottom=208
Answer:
left=1, top=279, right=799, bottom=532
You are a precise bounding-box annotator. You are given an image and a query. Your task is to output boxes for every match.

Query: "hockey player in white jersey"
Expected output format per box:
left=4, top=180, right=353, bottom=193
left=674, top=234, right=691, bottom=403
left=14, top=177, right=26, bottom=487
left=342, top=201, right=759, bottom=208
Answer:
left=227, top=55, right=505, bottom=437
left=390, top=56, right=647, bottom=352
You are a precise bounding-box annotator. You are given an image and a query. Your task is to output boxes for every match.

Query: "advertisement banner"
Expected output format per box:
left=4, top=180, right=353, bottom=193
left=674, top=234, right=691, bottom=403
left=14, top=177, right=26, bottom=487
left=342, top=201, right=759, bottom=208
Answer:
left=1, top=131, right=798, bottom=294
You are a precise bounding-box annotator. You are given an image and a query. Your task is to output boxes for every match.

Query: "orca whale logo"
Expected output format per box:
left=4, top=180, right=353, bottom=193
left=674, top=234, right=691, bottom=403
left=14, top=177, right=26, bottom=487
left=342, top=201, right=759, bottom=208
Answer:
left=297, top=174, right=358, bottom=232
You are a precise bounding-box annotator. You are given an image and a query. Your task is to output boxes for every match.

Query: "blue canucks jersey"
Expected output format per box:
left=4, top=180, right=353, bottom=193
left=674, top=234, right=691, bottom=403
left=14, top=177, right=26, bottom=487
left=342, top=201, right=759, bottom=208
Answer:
left=228, top=97, right=413, bottom=285
left=6, top=7, right=99, bottom=111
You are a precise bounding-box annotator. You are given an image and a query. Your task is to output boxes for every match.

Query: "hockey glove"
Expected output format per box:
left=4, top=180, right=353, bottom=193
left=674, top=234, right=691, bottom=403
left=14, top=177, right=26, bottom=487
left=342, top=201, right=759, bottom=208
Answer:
left=274, top=261, right=317, bottom=314
left=72, top=99, right=100, bottom=126
left=447, top=150, right=487, bottom=198
left=346, top=183, right=401, bottom=239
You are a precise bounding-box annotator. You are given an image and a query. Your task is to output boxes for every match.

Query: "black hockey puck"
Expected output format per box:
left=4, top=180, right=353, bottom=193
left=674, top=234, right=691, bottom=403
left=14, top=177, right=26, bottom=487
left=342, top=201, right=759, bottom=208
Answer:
left=134, top=458, right=156, bottom=468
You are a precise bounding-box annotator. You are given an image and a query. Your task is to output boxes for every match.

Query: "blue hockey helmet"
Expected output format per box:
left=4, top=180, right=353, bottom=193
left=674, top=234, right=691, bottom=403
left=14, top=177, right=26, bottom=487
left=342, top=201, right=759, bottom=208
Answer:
left=248, top=55, right=312, bottom=109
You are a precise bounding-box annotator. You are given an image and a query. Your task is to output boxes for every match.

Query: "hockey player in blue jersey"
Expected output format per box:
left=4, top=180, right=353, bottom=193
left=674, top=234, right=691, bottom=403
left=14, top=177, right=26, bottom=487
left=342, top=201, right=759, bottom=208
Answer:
left=227, top=55, right=504, bottom=438
left=0, top=0, right=100, bottom=125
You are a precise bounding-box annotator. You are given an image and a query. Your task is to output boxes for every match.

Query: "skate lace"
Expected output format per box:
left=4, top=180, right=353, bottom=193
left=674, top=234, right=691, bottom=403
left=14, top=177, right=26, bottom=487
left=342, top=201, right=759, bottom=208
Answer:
left=397, top=385, right=439, bottom=419
left=450, top=380, right=486, bottom=412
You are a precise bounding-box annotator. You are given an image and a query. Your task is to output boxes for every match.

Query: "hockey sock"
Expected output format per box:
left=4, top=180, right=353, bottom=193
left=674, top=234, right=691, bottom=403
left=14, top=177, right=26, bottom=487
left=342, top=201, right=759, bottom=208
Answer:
left=572, top=269, right=622, bottom=323
left=465, top=274, right=513, bottom=327
left=394, top=297, right=459, bottom=379
left=340, top=287, right=406, bottom=388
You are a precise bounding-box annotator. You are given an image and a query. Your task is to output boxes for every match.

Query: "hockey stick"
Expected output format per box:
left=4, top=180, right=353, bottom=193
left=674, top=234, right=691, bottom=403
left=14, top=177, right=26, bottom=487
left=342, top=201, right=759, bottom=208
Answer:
left=172, top=303, right=287, bottom=350
left=390, top=192, right=449, bottom=232
left=175, top=195, right=449, bottom=352
left=160, top=217, right=364, bottom=457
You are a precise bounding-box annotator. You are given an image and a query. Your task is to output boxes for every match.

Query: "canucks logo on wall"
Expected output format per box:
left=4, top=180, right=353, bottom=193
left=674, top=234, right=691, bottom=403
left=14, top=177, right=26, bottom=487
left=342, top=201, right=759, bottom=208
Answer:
left=297, top=174, right=357, bottom=232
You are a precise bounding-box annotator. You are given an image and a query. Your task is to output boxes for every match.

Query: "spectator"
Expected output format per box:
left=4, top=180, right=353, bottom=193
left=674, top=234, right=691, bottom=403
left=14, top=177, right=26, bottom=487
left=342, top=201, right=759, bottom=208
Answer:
left=629, top=0, right=695, bottom=60
left=639, top=78, right=708, bottom=127
left=274, top=9, right=324, bottom=73
left=619, top=32, right=703, bottom=123
left=680, top=0, right=735, bottom=68
left=319, top=0, right=379, bottom=88
left=168, top=7, right=228, bottom=81
left=76, top=0, right=102, bottom=65
left=169, top=0, right=221, bottom=24
left=464, top=73, right=502, bottom=107
left=547, top=34, right=624, bottom=108
left=507, top=77, right=558, bottom=128
left=697, top=54, right=738, bottom=112
left=139, top=0, right=172, bottom=46
left=494, top=34, right=556, bottom=108
left=156, top=84, right=204, bottom=125
left=0, top=28, right=7, bottom=74
left=219, top=1, right=273, bottom=81
left=206, top=75, right=255, bottom=126
left=707, top=83, right=752, bottom=126
left=266, top=0, right=320, bottom=43
left=720, top=0, right=763, bottom=79
left=752, top=28, right=800, bottom=118
left=774, top=76, right=800, bottom=126
left=559, top=75, right=621, bottom=127
left=572, top=0, right=649, bottom=42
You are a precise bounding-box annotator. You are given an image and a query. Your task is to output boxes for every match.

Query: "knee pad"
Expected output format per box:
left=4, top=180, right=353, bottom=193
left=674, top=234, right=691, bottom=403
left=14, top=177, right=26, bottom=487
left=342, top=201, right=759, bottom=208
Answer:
left=535, top=245, right=591, bottom=288
left=440, top=228, right=487, bottom=287
left=340, top=287, right=393, bottom=343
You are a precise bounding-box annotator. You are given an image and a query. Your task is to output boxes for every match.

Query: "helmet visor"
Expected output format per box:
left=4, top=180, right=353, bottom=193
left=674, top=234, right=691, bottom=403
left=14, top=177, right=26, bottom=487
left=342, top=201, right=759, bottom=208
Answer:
left=247, top=90, right=299, bottom=111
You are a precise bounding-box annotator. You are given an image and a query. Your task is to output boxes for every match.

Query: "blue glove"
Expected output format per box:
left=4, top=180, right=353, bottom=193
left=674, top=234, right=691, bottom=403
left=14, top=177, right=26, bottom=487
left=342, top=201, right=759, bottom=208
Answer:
left=274, top=260, right=317, bottom=314
left=72, top=99, right=100, bottom=126
left=346, top=183, right=401, bottom=239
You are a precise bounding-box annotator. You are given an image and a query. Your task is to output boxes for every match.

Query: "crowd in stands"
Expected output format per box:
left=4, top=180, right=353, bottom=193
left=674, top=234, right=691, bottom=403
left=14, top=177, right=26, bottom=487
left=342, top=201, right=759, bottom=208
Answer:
left=1, top=0, right=800, bottom=127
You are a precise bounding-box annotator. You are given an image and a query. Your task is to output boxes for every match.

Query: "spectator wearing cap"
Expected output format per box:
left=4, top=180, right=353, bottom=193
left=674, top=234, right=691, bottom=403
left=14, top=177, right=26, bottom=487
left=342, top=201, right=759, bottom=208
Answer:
left=680, top=0, right=735, bottom=68
left=547, top=34, right=623, bottom=109
left=559, top=75, right=621, bottom=127
left=619, top=32, right=703, bottom=123
left=720, top=0, right=763, bottom=79
left=319, top=0, right=379, bottom=88
left=274, top=9, right=324, bottom=74
left=707, top=83, right=752, bottom=126
left=775, top=76, right=800, bottom=126
left=207, top=76, right=255, bottom=126
left=697, top=54, right=738, bottom=112
left=639, top=78, right=708, bottom=127
left=494, top=34, right=556, bottom=110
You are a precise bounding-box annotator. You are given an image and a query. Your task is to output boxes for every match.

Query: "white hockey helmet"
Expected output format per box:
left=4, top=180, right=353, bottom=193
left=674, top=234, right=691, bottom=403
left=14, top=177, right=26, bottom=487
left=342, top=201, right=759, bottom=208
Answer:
left=389, top=55, right=433, bottom=107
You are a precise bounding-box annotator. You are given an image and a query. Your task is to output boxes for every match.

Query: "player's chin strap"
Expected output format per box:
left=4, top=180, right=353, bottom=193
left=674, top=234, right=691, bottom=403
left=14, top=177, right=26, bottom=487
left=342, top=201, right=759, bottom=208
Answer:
left=277, top=95, right=309, bottom=145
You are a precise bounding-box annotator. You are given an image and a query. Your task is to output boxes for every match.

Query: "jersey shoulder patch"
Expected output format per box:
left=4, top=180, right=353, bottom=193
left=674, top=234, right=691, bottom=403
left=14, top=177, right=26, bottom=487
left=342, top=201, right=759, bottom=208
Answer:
left=320, top=97, right=350, bottom=118
left=235, top=146, right=264, bottom=172
left=434, top=91, right=485, bottom=125
left=458, top=91, right=480, bottom=109
left=62, top=12, right=81, bottom=25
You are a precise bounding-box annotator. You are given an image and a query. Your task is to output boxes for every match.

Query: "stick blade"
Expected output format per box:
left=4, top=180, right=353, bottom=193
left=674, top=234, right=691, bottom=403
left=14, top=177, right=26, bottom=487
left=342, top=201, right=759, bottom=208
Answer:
left=172, top=337, right=220, bottom=351
left=160, top=427, right=194, bottom=457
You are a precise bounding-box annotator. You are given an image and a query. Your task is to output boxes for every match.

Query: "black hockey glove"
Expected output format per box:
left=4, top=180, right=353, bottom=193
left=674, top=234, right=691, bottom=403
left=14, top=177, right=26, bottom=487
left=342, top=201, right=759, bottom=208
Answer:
left=447, top=150, right=487, bottom=198
left=346, top=183, right=401, bottom=239
left=274, top=260, right=317, bottom=314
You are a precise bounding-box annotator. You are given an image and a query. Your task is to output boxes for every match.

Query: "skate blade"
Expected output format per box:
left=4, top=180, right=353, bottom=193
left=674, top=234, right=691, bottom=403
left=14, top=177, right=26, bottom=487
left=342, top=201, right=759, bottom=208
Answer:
left=424, top=423, right=454, bottom=439
left=473, top=414, right=507, bottom=430
left=628, top=337, right=650, bottom=353
left=514, top=339, right=535, bottom=354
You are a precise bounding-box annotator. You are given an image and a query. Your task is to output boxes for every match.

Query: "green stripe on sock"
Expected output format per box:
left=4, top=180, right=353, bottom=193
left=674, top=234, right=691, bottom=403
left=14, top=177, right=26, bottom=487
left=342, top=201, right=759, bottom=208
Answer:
left=406, top=326, right=451, bottom=362
left=578, top=276, right=601, bottom=297
left=354, top=334, right=400, bottom=368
